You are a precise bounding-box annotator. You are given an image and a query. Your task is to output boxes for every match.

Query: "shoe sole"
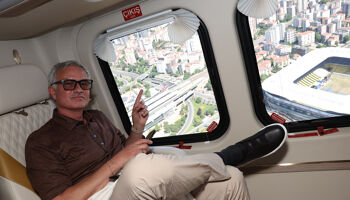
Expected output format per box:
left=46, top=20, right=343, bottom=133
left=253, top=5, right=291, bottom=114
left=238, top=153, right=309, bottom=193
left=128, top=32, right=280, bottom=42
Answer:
left=259, top=123, right=288, bottom=159
left=238, top=123, right=288, bottom=167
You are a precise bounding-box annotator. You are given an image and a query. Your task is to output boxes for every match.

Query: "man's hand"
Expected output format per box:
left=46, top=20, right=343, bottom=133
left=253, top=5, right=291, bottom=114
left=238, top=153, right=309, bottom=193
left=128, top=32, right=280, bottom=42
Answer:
left=111, top=139, right=153, bottom=169
left=132, top=89, right=149, bottom=131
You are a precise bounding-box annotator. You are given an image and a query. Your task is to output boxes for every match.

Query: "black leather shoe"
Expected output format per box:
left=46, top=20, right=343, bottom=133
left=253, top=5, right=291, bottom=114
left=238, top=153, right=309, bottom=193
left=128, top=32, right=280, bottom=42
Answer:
left=236, top=123, right=287, bottom=166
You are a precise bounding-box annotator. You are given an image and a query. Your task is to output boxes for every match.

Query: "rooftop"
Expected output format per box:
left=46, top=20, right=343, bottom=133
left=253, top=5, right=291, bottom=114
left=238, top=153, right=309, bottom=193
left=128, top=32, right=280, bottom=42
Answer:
left=262, top=48, right=350, bottom=114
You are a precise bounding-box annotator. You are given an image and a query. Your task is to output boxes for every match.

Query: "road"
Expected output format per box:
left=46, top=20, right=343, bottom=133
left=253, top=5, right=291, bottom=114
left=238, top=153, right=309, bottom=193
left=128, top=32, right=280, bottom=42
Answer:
left=177, top=100, right=194, bottom=135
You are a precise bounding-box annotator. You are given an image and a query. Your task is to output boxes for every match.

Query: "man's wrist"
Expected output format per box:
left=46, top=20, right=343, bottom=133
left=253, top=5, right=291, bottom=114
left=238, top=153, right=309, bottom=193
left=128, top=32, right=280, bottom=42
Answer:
left=131, top=126, right=144, bottom=134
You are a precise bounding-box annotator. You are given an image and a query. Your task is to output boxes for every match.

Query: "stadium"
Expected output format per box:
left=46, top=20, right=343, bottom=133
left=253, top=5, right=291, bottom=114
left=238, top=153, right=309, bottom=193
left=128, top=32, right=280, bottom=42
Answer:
left=262, top=47, right=350, bottom=121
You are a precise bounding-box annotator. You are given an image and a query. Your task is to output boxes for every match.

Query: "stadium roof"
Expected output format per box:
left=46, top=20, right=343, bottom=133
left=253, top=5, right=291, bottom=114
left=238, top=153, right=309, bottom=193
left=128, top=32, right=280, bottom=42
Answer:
left=262, top=47, right=350, bottom=114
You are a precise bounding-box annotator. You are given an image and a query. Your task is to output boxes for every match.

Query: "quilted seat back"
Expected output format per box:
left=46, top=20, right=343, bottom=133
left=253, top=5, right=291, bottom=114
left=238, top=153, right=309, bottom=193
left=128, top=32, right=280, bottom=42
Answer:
left=0, top=64, right=54, bottom=200
left=0, top=101, right=55, bottom=166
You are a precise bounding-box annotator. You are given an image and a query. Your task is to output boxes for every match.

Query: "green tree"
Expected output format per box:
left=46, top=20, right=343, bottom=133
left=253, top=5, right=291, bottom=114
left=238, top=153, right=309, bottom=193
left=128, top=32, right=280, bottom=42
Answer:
left=192, top=115, right=202, bottom=127
left=195, top=97, right=202, bottom=104
left=272, top=65, right=282, bottom=73
left=144, top=83, right=150, bottom=90
left=183, top=72, right=191, bottom=80
left=343, top=35, right=350, bottom=43
left=285, top=14, right=292, bottom=22
left=180, top=105, right=188, bottom=116
left=124, top=86, right=131, bottom=92
left=145, top=89, right=151, bottom=98
left=155, top=124, right=161, bottom=132
left=197, top=108, right=202, bottom=116
left=194, top=69, right=202, bottom=74
left=205, top=80, right=212, bottom=91
left=320, top=0, right=330, bottom=4
left=260, top=74, right=271, bottom=82
left=315, top=32, right=321, bottom=43
left=164, top=122, right=170, bottom=133
left=205, top=107, right=215, bottom=116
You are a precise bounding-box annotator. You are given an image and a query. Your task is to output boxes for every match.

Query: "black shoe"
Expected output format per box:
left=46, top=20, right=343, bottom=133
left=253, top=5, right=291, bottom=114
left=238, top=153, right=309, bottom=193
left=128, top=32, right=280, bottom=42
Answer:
left=236, top=123, right=287, bottom=166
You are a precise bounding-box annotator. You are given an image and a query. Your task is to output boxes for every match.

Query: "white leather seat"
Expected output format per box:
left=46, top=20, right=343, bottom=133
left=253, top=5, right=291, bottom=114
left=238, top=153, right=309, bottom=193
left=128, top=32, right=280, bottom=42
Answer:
left=0, top=64, right=50, bottom=200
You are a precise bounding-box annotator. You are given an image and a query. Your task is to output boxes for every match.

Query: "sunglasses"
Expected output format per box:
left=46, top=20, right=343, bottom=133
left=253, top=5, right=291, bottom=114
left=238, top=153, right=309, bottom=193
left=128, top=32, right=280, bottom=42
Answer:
left=51, top=79, right=93, bottom=90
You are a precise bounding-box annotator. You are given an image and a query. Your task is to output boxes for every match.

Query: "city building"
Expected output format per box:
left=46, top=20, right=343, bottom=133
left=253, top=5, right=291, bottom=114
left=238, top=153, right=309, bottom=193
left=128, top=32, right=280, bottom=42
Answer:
left=287, top=5, right=296, bottom=17
left=302, top=18, right=310, bottom=31
left=249, top=18, right=257, bottom=36
left=342, top=1, right=350, bottom=17
left=317, top=24, right=327, bottom=34
left=327, top=23, right=336, bottom=33
left=274, top=56, right=290, bottom=68
left=285, top=29, right=296, bottom=43
left=265, top=26, right=281, bottom=45
left=276, top=45, right=292, bottom=56
left=321, top=33, right=332, bottom=42
left=258, top=60, right=272, bottom=75
left=292, top=45, right=309, bottom=56
left=296, top=31, right=315, bottom=46
left=263, top=41, right=275, bottom=51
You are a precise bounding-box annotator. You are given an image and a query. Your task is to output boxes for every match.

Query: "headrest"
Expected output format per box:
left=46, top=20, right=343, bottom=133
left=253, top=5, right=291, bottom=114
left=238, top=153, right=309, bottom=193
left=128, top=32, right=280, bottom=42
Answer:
left=0, top=64, right=49, bottom=115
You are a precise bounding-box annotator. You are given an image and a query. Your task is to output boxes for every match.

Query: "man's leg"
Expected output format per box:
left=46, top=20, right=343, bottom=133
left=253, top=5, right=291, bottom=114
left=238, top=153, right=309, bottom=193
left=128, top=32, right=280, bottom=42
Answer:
left=191, top=166, right=250, bottom=200
left=110, top=123, right=286, bottom=199
left=110, top=153, right=237, bottom=200
left=216, top=123, right=287, bottom=166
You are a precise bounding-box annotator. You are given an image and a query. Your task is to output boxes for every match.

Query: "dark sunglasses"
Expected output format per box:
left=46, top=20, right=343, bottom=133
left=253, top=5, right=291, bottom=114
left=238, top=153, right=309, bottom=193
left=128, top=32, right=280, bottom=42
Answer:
left=51, top=79, right=93, bottom=90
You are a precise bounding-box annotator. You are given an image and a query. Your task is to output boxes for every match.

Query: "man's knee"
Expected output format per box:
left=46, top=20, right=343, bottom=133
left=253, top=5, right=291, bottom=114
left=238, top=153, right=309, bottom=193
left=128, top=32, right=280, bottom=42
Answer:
left=226, top=166, right=245, bottom=186
left=115, top=153, right=177, bottom=197
left=226, top=166, right=250, bottom=200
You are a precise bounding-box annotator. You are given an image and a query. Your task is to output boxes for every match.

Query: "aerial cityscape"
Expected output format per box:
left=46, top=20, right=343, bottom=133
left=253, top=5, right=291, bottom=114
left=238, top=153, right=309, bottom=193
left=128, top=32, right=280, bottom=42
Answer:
left=249, top=0, right=350, bottom=121
left=250, top=0, right=350, bottom=80
left=109, top=23, right=219, bottom=138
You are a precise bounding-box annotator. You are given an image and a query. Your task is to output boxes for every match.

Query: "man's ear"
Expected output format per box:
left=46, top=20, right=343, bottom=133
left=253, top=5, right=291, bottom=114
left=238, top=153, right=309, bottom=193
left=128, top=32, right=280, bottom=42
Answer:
left=48, top=86, right=57, bottom=100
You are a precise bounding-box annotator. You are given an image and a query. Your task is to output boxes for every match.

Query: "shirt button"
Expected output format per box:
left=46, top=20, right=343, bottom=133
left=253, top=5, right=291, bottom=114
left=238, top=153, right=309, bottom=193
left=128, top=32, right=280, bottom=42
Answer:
left=100, top=142, right=104, bottom=146
left=93, top=134, right=97, bottom=138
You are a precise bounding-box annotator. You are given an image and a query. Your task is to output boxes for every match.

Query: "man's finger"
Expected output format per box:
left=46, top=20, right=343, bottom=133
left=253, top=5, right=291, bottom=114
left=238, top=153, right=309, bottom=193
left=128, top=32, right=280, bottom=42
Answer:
left=133, top=90, right=143, bottom=107
left=135, top=139, right=153, bottom=145
left=141, top=110, right=149, bottom=117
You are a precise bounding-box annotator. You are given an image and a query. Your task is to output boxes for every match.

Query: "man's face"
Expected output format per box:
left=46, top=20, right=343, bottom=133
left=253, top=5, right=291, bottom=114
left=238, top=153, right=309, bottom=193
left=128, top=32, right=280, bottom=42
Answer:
left=49, top=65, right=90, bottom=112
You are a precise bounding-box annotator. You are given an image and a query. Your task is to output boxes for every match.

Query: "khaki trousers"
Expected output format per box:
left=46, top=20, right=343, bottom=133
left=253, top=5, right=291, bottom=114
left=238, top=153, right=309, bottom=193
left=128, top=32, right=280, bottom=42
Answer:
left=90, top=153, right=250, bottom=200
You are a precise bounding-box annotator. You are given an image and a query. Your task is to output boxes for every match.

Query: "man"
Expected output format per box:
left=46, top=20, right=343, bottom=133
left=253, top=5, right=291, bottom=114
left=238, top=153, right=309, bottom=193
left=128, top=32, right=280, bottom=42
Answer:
left=25, top=61, right=287, bottom=200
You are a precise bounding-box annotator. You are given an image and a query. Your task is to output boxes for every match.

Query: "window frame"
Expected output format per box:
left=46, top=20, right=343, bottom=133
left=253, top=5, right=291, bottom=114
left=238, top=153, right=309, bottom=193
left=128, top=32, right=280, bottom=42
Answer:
left=236, top=10, right=350, bottom=133
left=98, top=13, right=230, bottom=145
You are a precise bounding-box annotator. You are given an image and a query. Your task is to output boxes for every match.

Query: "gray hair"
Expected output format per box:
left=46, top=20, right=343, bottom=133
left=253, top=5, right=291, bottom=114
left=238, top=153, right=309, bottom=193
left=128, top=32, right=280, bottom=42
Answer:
left=48, top=60, right=95, bottom=103
left=48, top=60, right=91, bottom=87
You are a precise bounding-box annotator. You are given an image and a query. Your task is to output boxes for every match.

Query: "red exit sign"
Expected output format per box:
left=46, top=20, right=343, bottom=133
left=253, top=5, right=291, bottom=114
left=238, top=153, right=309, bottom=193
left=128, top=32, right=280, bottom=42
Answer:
left=122, top=5, right=142, bottom=21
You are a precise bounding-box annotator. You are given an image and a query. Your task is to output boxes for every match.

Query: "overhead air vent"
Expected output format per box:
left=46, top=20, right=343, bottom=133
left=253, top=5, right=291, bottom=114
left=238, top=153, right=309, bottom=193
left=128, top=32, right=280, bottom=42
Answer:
left=0, top=0, right=53, bottom=17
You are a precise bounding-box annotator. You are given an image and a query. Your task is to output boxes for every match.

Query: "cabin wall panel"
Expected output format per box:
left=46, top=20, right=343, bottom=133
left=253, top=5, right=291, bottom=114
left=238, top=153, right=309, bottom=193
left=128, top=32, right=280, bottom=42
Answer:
left=0, top=39, right=48, bottom=71
left=246, top=170, right=350, bottom=200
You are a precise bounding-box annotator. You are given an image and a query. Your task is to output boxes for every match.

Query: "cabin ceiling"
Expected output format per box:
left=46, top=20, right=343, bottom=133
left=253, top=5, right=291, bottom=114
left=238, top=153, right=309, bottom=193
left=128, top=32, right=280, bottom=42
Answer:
left=0, top=0, right=139, bottom=40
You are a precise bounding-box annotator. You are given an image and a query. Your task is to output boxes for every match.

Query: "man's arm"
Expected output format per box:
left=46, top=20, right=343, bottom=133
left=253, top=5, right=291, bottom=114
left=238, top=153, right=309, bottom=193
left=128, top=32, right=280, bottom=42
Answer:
left=53, top=139, right=152, bottom=200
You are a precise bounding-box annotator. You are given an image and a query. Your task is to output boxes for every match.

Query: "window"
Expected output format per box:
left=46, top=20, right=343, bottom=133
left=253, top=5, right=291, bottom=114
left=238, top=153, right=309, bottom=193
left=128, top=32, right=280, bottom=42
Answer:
left=237, top=0, right=350, bottom=132
left=97, top=9, right=229, bottom=145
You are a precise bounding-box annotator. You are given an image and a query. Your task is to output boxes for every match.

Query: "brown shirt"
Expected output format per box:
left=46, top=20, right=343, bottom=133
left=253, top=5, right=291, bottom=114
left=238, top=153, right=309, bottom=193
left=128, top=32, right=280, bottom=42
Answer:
left=25, top=109, right=126, bottom=200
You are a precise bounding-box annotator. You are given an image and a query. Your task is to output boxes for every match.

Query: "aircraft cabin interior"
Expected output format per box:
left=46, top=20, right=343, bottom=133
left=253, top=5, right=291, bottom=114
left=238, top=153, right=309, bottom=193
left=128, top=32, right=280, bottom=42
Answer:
left=0, top=0, right=349, bottom=199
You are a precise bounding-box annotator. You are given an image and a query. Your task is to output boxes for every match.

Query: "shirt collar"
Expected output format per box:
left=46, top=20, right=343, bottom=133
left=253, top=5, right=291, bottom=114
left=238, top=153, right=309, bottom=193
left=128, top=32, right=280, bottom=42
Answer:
left=52, top=109, right=94, bottom=130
